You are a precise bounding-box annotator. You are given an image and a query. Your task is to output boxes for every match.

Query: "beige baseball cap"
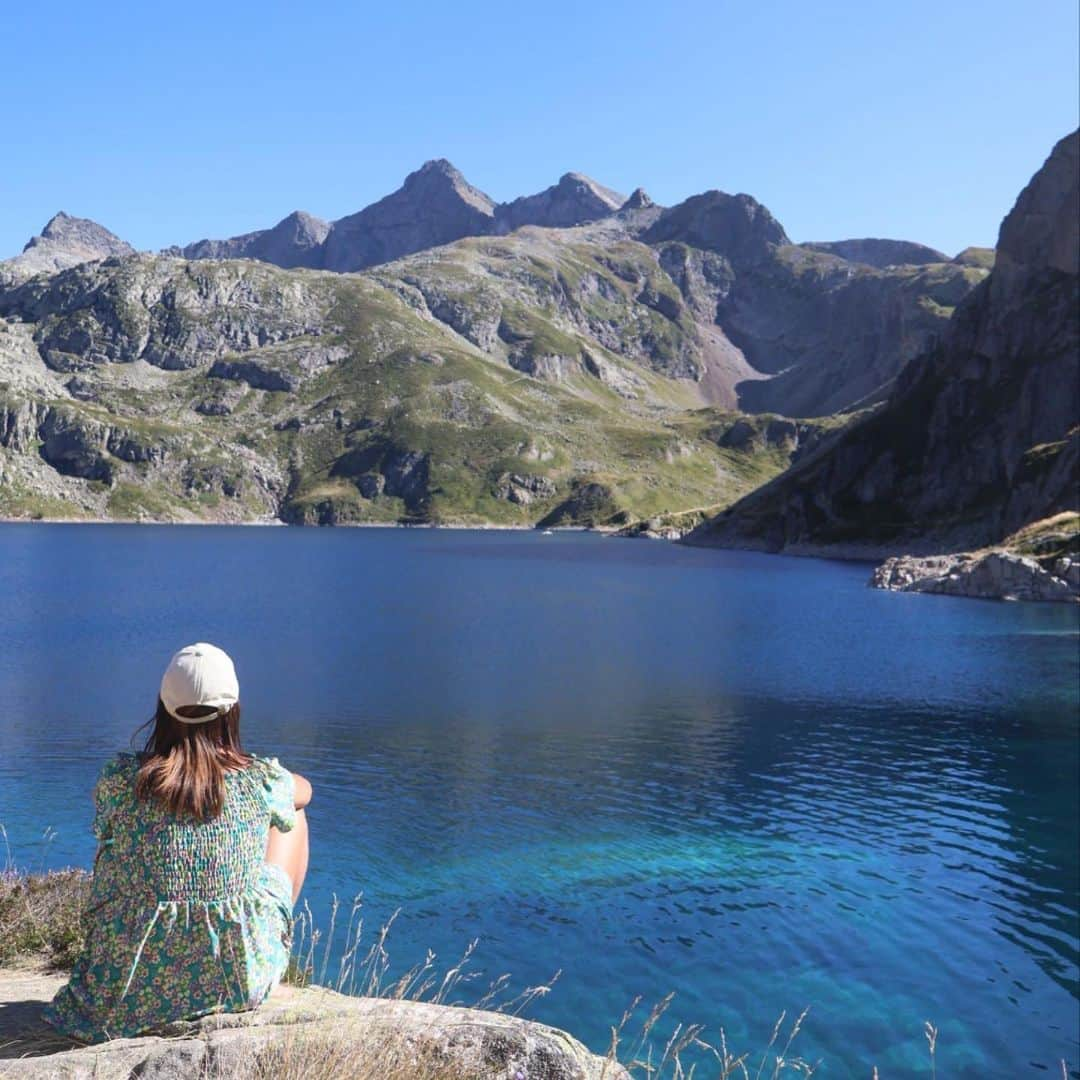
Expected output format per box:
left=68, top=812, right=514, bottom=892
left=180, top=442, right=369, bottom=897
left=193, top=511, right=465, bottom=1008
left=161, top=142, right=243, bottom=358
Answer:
left=160, top=643, right=240, bottom=724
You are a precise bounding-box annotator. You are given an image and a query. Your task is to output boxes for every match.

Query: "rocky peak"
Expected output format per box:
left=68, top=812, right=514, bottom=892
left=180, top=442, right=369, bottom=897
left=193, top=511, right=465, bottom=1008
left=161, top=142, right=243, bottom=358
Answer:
left=644, top=190, right=790, bottom=264
left=495, top=172, right=626, bottom=231
left=621, top=187, right=654, bottom=210
left=399, top=159, right=497, bottom=216
left=3, top=212, right=134, bottom=280
left=273, top=210, right=331, bottom=246
left=556, top=172, right=625, bottom=208
left=23, top=212, right=132, bottom=258
left=996, top=130, right=1079, bottom=275
left=321, top=161, right=497, bottom=272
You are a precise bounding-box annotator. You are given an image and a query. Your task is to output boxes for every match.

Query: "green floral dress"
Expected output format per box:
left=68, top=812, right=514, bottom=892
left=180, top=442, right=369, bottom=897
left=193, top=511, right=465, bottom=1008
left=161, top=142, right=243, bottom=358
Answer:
left=43, top=753, right=296, bottom=1042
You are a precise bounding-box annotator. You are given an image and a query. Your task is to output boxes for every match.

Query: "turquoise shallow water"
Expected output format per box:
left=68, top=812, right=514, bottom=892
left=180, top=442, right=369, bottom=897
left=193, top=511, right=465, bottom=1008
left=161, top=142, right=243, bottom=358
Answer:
left=0, top=524, right=1077, bottom=1077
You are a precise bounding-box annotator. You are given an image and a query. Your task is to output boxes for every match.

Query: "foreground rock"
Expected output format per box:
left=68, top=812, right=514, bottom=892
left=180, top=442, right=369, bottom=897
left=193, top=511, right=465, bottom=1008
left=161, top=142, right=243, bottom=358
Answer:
left=0, top=969, right=625, bottom=1080
left=871, top=551, right=1080, bottom=603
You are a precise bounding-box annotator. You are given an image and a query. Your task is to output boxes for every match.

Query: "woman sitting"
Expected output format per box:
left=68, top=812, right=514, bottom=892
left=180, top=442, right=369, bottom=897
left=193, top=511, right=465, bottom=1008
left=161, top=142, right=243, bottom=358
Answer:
left=44, top=642, right=312, bottom=1041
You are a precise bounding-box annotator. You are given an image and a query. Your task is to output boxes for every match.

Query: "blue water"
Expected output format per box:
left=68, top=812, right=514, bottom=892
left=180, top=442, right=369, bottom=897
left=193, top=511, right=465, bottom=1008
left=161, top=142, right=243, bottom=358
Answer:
left=1, top=524, right=1077, bottom=1077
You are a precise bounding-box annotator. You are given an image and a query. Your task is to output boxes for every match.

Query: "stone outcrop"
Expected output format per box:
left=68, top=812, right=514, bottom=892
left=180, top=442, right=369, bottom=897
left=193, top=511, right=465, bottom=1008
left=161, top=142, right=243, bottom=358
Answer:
left=0, top=969, right=625, bottom=1080
left=871, top=551, right=1079, bottom=603
left=687, top=130, right=1080, bottom=557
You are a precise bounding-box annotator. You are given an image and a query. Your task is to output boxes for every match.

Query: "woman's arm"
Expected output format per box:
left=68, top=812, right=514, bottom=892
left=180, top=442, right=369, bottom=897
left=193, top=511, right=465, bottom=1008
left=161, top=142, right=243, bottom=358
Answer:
left=291, top=771, right=312, bottom=810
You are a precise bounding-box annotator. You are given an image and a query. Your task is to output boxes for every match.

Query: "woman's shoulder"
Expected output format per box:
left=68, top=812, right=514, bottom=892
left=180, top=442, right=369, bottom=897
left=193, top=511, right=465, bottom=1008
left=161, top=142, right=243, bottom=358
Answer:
left=241, top=755, right=292, bottom=784
left=98, top=752, right=140, bottom=780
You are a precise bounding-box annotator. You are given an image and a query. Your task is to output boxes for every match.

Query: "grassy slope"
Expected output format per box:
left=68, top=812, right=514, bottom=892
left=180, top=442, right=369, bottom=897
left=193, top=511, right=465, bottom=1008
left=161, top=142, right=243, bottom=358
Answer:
left=0, top=246, right=823, bottom=528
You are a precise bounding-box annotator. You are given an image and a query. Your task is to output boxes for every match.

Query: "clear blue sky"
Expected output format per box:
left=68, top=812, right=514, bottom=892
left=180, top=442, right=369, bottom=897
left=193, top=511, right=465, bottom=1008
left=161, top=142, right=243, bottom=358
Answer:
left=3, top=0, right=1077, bottom=258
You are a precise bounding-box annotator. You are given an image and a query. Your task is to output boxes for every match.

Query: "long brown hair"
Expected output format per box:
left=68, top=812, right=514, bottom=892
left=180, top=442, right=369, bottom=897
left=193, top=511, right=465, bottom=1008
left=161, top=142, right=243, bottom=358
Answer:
left=135, top=699, right=253, bottom=820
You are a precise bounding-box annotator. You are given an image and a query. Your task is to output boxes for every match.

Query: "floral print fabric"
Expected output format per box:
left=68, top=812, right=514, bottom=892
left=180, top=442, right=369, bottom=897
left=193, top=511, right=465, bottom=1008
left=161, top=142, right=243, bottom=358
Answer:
left=43, top=753, right=296, bottom=1042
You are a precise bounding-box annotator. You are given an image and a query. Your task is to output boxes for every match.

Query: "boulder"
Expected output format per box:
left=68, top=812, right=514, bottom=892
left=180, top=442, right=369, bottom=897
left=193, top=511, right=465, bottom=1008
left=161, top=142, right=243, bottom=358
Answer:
left=493, top=473, right=557, bottom=506
left=0, top=969, right=624, bottom=1080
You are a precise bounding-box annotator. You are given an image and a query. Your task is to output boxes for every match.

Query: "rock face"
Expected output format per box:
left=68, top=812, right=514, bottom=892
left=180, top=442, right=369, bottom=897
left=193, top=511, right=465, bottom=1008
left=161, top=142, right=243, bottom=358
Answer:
left=642, top=196, right=981, bottom=416
left=2, top=214, right=134, bottom=282
left=687, top=129, right=1080, bottom=555
left=0, top=237, right=812, bottom=527
left=0, top=969, right=625, bottom=1080
left=871, top=551, right=1079, bottom=603
left=802, top=238, right=948, bottom=268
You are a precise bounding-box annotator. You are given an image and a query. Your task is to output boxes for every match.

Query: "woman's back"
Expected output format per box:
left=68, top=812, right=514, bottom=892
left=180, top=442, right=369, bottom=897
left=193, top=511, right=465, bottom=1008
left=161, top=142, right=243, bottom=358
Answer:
left=44, top=751, right=297, bottom=1041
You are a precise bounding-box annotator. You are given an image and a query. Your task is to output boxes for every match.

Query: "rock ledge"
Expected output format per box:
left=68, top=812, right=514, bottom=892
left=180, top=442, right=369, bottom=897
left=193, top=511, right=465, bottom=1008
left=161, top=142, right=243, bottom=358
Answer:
left=870, top=551, right=1079, bottom=602
left=0, top=969, right=625, bottom=1079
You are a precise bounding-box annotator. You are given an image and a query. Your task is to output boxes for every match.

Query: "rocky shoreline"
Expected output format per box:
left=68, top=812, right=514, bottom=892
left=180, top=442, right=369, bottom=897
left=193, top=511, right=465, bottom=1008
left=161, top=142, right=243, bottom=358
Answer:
left=871, top=550, right=1080, bottom=603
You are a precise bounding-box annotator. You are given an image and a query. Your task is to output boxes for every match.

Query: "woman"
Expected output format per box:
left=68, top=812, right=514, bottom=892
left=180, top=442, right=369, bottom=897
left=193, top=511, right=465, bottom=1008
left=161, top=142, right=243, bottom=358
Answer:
left=43, top=642, right=312, bottom=1042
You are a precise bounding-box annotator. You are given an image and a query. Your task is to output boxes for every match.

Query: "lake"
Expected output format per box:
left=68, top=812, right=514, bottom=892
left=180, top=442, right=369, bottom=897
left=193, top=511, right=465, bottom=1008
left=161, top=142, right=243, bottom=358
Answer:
left=0, top=523, right=1077, bottom=1077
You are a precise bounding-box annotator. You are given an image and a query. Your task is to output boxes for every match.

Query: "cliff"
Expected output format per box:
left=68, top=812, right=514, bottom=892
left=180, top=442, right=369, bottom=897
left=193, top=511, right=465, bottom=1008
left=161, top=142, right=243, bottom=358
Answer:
left=686, top=130, right=1080, bottom=557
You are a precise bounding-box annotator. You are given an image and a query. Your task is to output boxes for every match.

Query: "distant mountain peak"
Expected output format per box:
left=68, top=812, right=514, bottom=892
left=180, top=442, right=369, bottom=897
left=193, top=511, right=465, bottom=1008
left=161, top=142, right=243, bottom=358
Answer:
left=3, top=212, right=134, bottom=279
left=496, top=172, right=626, bottom=232
left=26, top=212, right=132, bottom=255
left=621, top=187, right=654, bottom=210
left=401, top=159, right=496, bottom=215
left=555, top=172, right=625, bottom=209
left=644, top=189, right=789, bottom=263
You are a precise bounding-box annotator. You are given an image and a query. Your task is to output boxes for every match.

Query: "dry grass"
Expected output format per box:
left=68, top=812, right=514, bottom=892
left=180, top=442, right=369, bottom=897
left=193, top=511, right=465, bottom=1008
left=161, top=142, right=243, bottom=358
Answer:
left=0, top=856, right=89, bottom=970
left=210, top=1023, right=478, bottom=1080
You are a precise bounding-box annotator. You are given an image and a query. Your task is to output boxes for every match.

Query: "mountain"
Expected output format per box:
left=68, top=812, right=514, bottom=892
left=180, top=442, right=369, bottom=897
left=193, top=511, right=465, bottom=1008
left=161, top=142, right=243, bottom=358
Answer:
left=495, top=172, right=626, bottom=231
left=686, top=130, right=1079, bottom=555
left=1, top=213, right=134, bottom=282
left=173, top=163, right=629, bottom=273
left=145, top=165, right=982, bottom=419
left=175, top=210, right=330, bottom=269
left=641, top=192, right=983, bottom=416
left=0, top=226, right=841, bottom=526
left=0, top=159, right=997, bottom=528
left=322, top=160, right=498, bottom=272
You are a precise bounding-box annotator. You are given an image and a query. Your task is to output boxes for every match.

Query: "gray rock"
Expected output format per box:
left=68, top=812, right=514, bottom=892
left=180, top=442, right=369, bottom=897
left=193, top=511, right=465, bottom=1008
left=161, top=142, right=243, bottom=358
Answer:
left=644, top=191, right=790, bottom=266
left=355, top=473, right=385, bottom=499
left=493, top=473, right=557, bottom=505
left=208, top=359, right=299, bottom=393
left=0, top=970, right=625, bottom=1080
left=37, top=409, right=115, bottom=484
left=620, top=188, right=654, bottom=211
left=871, top=550, right=1079, bottom=603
